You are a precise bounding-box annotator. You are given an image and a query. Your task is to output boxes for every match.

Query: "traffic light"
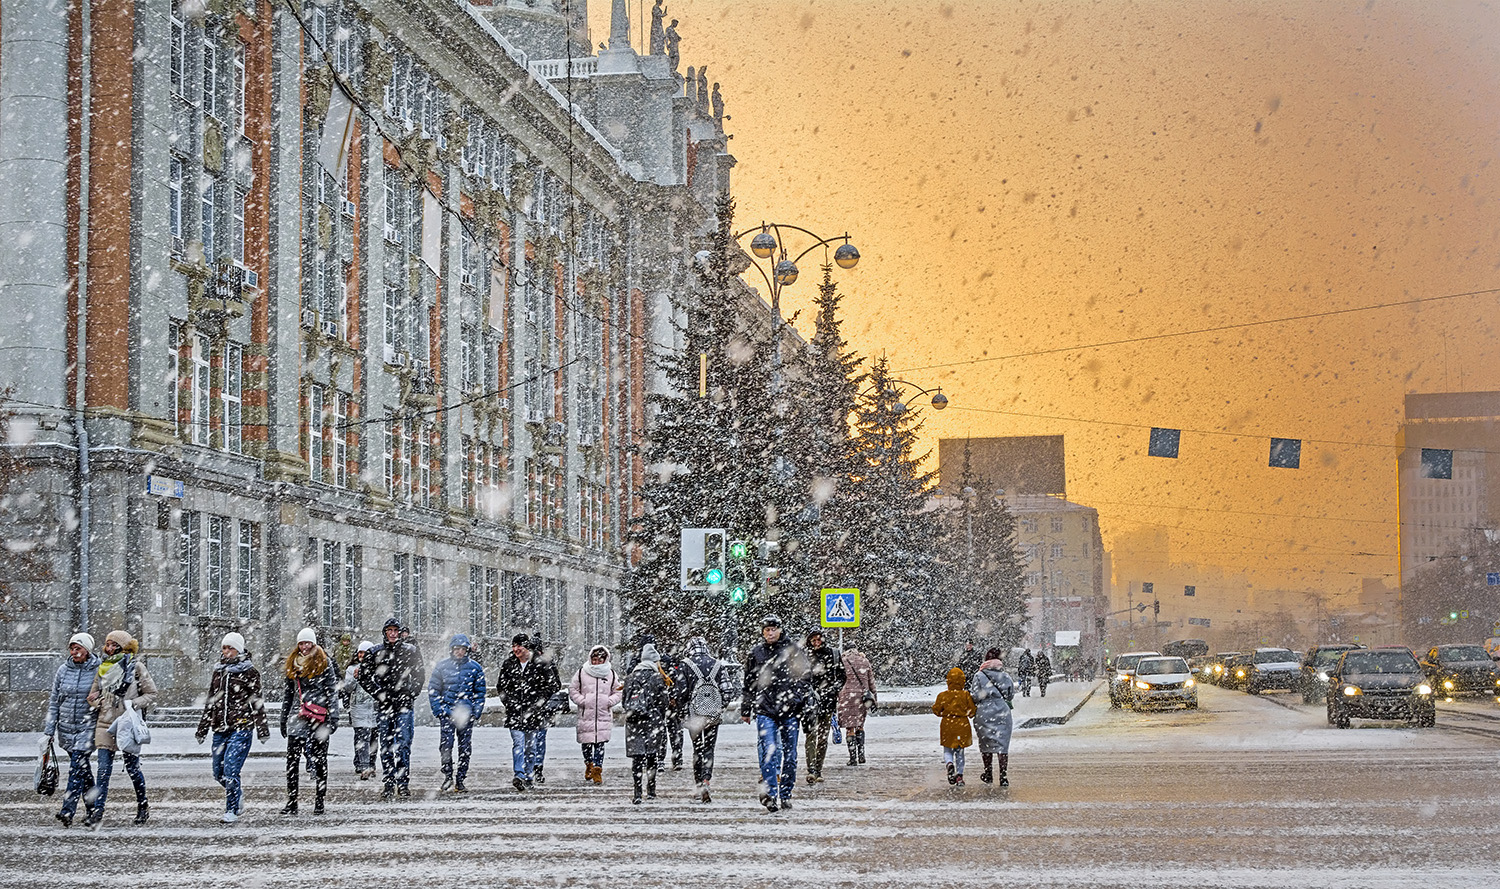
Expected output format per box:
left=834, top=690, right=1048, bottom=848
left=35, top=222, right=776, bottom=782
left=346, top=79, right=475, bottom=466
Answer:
left=726, top=539, right=750, bottom=604
left=1153, top=599, right=1160, bottom=617
left=703, top=531, right=726, bottom=589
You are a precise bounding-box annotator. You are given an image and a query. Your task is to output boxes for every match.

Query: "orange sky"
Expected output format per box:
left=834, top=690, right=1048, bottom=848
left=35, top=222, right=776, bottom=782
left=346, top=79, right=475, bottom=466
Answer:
left=602, top=1, right=1500, bottom=601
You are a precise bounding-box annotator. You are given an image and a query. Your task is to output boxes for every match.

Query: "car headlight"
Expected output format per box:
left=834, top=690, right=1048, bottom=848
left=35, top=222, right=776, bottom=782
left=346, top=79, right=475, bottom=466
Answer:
left=1416, top=684, right=1432, bottom=696
left=1342, top=685, right=1362, bottom=696
left=1116, top=673, right=1128, bottom=682
left=1185, top=678, right=1195, bottom=688
left=1235, top=669, right=1246, bottom=678
left=1316, top=671, right=1328, bottom=682
left=1442, top=679, right=1455, bottom=690
left=1212, top=665, right=1223, bottom=674
left=1135, top=680, right=1151, bottom=690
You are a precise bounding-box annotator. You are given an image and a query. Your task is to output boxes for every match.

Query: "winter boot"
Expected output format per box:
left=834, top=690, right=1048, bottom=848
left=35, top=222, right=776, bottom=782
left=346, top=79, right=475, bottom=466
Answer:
left=283, top=770, right=299, bottom=814
left=533, top=765, right=545, bottom=785
left=632, top=775, right=643, bottom=805
left=699, top=781, right=712, bottom=803
left=856, top=730, right=867, bottom=764
left=646, top=768, right=657, bottom=800
left=593, top=766, right=603, bottom=785
left=584, top=764, right=594, bottom=783
left=981, top=753, right=994, bottom=784
left=280, top=799, right=298, bottom=815
left=998, top=754, right=1010, bottom=787
left=848, top=745, right=859, bottom=766
left=441, top=774, right=454, bottom=793
left=83, top=807, right=102, bottom=828
left=313, top=793, right=325, bottom=816
left=454, top=778, right=467, bottom=793
left=135, top=800, right=150, bottom=824
left=947, top=762, right=957, bottom=785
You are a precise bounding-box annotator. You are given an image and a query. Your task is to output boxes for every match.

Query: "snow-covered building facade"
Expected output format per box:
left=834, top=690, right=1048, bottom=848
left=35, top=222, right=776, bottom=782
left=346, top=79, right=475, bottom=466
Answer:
left=0, top=0, right=733, bottom=709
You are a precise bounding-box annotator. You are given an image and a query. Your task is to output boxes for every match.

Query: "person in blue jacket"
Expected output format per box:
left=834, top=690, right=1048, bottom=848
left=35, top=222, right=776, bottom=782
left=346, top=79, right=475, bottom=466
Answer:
left=43, top=632, right=101, bottom=827
left=428, top=634, right=487, bottom=793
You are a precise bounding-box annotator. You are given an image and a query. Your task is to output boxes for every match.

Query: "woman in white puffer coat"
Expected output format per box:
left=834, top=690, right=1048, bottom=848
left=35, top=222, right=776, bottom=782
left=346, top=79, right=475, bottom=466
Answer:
left=567, top=645, right=622, bottom=784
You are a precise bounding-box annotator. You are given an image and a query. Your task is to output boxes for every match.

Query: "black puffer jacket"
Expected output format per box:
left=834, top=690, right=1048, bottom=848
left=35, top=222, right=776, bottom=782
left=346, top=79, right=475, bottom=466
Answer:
left=741, top=635, right=814, bottom=721
left=495, top=653, right=562, bottom=731
left=806, top=641, right=846, bottom=717
left=359, top=640, right=426, bottom=717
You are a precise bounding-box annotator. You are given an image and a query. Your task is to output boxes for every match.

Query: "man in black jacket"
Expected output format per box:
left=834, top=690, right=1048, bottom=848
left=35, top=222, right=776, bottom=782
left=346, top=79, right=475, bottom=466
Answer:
left=359, top=617, right=425, bottom=800
left=741, top=614, right=813, bottom=812
left=495, top=633, right=560, bottom=791
left=802, top=629, right=846, bottom=784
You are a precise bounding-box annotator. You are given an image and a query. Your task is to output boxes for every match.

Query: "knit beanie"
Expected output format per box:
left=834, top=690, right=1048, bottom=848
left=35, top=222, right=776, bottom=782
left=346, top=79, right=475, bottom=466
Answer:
left=105, top=630, right=138, bottom=654
left=68, top=632, right=96, bottom=655
left=296, top=627, right=318, bottom=645
left=221, top=632, right=247, bottom=654
left=640, top=643, right=661, bottom=663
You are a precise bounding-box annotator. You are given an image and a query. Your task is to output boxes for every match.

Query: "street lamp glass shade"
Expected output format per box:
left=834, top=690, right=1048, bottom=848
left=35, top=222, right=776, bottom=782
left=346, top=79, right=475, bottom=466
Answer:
left=750, top=232, right=777, bottom=259
left=931, top=391, right=949, bottom=410
left=891, top=400, right=907, bottom=416
left=834, top=242, right=860, bottom=269
left=774, top=259, right=799, bottom=286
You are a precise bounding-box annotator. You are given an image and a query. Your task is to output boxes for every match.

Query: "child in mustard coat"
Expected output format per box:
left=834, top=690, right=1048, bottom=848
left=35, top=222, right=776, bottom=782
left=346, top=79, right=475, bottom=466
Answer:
left=931, top=667, right=977, bottom=786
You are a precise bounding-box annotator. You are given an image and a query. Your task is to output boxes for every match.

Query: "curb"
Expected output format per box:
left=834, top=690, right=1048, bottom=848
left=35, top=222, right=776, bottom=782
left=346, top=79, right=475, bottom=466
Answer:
left=1018, top=680, right=1101, bottom=729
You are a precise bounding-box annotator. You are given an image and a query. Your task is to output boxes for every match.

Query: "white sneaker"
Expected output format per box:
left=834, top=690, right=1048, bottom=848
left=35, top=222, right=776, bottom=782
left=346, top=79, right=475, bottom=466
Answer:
left=221, top=811, right=238, bottom=824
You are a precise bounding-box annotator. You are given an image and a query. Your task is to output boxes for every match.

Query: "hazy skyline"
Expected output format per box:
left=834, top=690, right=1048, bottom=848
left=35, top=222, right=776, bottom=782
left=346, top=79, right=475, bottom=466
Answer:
left=599, top=0, right=1500, bottom=601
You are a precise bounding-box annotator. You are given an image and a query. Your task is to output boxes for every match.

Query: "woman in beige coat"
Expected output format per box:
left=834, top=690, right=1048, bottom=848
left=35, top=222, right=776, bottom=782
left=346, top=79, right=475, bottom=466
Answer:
left=87, top=630, right=157, bottom=825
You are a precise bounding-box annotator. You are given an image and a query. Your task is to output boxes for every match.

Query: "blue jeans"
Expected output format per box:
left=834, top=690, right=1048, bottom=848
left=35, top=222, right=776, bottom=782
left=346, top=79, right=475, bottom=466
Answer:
left=581, top=742, right=605, bottom=768
left=377, top=711, right=414, bottom=792
left=755, top=715, right=801, bottom=802
left=352, top=726, right=375, bottom=772
left=509, top=729, right=544, bottom=782
left=211, top=729, right=252, bottom=815
left=59, top=749, right=94, bottom=818
left=95, top=748, right=145, bottom=810
left=438, top=717, right=473, bottom=782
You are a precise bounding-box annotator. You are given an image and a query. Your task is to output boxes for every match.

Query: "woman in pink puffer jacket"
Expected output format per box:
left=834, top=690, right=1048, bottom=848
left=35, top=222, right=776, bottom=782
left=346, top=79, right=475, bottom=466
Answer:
left=568, top=645, right=622, bottom=784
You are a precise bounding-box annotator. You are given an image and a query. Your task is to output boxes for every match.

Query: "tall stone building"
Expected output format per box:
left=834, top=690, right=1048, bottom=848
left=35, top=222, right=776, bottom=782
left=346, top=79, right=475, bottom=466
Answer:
left=0, top=0, right=737, bottom=707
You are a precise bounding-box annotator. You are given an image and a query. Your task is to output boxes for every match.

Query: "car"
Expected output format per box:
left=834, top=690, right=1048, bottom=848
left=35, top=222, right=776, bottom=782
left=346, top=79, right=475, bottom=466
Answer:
left=1326, top=648, right=1435, bottom=728
left=1129, top=656, right=1199, bottom=710
left=1300, top=643, right=1364, bottom=703
left=1244, top=647, right=1301, bottom=695
left=1419, top=644, right=1500, bottom=701
left=1207, top=651, right=1240, bottom=686
left=1108, top=650, right=1161, bottom=708
left=1221, top=652, right=1253, bottom=690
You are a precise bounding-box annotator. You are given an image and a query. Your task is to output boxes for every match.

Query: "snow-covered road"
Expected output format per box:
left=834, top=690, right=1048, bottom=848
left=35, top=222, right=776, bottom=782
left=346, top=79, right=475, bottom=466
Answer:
left=1, top=682, right=1497, bottom=887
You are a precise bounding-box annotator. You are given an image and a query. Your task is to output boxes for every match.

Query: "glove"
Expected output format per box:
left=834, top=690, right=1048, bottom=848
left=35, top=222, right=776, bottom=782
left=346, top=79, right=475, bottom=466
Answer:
left=195, top=731, right=207, bottom=745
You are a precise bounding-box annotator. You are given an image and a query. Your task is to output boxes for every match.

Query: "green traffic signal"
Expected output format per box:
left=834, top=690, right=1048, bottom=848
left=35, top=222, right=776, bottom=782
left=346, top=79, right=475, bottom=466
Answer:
left=728, top=586, right=747, bottom=604
left=705, top=567, right=724, bottom=586
left=729, top=540, right=748, bottom=560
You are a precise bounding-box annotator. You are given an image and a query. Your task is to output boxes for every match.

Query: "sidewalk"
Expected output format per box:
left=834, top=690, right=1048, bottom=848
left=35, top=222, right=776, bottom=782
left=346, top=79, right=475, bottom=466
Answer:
left=875, top=677, right=1100, bottom=728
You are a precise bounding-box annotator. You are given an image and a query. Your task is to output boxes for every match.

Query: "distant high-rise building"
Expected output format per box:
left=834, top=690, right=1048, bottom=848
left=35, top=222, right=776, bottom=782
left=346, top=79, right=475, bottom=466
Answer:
left=1397, top=392, right=1500, bottom=582
left=938, top=435, right=1067, bottom=497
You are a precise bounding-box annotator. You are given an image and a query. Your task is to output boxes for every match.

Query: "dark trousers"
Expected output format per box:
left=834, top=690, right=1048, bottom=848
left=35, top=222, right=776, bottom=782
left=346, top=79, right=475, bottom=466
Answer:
left=95, top=748, right=145, bottom=810
left=438, top=717, right=473, bottom=782
left=687, top=721, right=720, bottom=783
left=631, top=754, right=658, bottom=797
left=59, top=750, right=94, bottom=818
left=804, top=711, right=833, bottom=776
left=351, top=726, right=375, bottom=772
left=581, top=742, right=605, bottom=768
left=286, top=735, right=329, bottom=803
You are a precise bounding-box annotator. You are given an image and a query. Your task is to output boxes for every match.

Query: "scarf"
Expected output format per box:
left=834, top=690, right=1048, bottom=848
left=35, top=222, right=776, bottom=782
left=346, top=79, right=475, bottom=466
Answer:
left=98, top=653, right=132, bottom=697
left=285, top=645, right=329, bottom=679
left=583, top=661, right=614, bottom=680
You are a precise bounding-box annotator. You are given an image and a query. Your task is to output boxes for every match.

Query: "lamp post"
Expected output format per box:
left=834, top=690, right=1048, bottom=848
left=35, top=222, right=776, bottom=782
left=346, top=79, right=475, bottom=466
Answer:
left=735, top=221, right=861, bottom=391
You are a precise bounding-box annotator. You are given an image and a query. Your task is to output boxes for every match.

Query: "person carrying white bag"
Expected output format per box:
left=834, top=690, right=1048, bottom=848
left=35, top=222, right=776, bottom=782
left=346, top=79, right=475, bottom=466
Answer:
left=87, top=630, right=157, bottom=826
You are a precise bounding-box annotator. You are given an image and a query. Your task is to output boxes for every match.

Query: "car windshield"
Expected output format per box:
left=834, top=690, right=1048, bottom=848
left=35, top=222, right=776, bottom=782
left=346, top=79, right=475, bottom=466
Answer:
left=1341, top=651, right=1419, bottom=673
left=1313, top=649, right=1350, bottom=667
left=1254, top=649, right=1296, bottom=664
left=1116, top=655, right=1145, bottom=671
left=1439, top=646, right=1490, bottom=662
left=1136, top=658, right=1189, bottom=676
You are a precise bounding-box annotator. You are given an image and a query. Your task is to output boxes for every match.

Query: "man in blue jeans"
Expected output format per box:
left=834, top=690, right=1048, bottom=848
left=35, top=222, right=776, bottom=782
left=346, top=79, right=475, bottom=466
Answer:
left=359, top=618, right=425, bottom=801
left=496, top=633, right=560, bottom=791
left=740, top=614, right=814, bottom=813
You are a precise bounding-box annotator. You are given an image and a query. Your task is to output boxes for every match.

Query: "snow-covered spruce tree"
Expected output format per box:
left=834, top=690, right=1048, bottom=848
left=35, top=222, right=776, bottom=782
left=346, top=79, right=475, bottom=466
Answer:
left=844, top=356, right=947, bottom=683
left=937, top=440, right=1029, bottom=661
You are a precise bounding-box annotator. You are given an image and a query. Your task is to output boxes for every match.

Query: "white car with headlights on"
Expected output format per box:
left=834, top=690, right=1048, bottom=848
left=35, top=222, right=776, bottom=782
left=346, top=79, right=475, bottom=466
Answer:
left=1130, top=656, right=1199, bottom=711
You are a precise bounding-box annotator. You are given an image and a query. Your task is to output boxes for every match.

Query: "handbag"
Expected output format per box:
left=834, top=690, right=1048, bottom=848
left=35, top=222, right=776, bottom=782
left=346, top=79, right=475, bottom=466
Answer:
left=35, top=739, right=59, bottom=796
left=296, top=678, right=329, bottom=723
left=831, top=712, right=843, bottom=745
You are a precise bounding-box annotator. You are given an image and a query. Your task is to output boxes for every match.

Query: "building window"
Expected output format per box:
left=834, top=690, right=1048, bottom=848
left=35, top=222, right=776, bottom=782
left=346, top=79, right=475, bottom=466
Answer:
left=222, top=342, right=242, bottom=454
left=469, top=566, right=484, bottom=633
left=207, top=514, right=228, bottom=616
left=190, top=334, right=210, bottom=446
left=333, top=391, right=349, bottom=488
left=1050, top=516, right=1064, bottom=533
left=321, top=540, right=341, bottom=628
left=202, top=36, right=220, bottom=121
left=485, top=567, right=500, bottom=635
left=170, top=8, right=186, bottom=96
left=234, top=43, right=247, bottom=137
left=343, top=545, right=362, bottom=629
left=166, top=322, right=181, bottom=427
left=237, top=520, right=261, bottom=620
left=307, top=383, right=325, bottom=482
left=232, top=187, right=247, bottom=266
left=410, top=555, right=427, bottom=632
left=178, top=510, right=201, bottom=615
left=1051, top=543, right=1064, bottom=560
left=392, top=553, right=409, bottom=626
left=200, top=176, right=217, bottom=261
left=168, top=157, right=184, bottom=239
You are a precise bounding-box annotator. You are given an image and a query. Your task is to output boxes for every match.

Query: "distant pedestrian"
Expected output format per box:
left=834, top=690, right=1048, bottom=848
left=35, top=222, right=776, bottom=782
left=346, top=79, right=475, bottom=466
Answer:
left=568, top=645, right=622, bottom=784
left=837, top=646, right=877, bottom=766
left=428, top=634, right=486, bottom=794
left=1017, top=649, right=1035, bottom=697
left=279, top=628, right=339, bottom=816
left=621, top=643, right=671, bottom=804
left=341, top=640, right=377, bottom=780
left=930, top=666, right=976, bottom=786
left=195, top=632, right=270, bottom=823
left=802, top=629, right=845, bottom=784
left=86, top=630, right=156, bottom=826
left=43, top=632, right=99, bottom=828
left=679, top=636, right=736, bottom=802
left=496, top=633, right=558, bottom=791
left=956, top=640, right=981, bottom=679
left=741, top=614, right=814, bottom=812
left=1035, top=650, right=1052, bottom=698
left=360, top=617, right=426, bottom=801
left=969, top=647, right=1015, bottom=786
left=658, top=642, right=688, bottom=771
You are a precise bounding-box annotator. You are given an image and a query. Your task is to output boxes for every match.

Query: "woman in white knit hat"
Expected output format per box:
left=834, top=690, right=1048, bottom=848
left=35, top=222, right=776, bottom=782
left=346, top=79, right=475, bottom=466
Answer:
left=278, top=628, right=339, bottom=815
left=87, top=629, right=157, bottom=825
left=42, top=632, right=99, bottom=827
left=194, top=632, right=269, bottom=823
left=341, top=640, right=378, bottom=779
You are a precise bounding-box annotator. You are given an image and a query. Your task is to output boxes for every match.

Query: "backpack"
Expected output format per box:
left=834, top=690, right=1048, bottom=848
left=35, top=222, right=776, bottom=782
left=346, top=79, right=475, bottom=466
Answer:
left=685, top=659, right=724, bottom=718
left=623, top=667, right=663, bottom=716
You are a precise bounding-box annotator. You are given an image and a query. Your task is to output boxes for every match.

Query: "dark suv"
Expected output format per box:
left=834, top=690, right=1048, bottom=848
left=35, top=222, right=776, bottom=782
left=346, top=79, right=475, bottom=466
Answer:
left=1300, top=643, right=1363, bottom=703
left=1420, top=644, right=1500, bottom=701
left=1326, top=648, right=1435, bottom=728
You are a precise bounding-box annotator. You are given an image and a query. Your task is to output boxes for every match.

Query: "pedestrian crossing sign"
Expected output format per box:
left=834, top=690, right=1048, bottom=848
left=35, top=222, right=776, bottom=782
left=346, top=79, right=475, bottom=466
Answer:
left=821, top=588, right=860, bottom=628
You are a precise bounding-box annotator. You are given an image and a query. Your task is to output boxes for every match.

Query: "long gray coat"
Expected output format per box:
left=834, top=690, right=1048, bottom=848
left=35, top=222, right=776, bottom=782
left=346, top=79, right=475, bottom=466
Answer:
left=44, top=655, right=101, bottom=754
left=969, top=664, right=1015, bottom=754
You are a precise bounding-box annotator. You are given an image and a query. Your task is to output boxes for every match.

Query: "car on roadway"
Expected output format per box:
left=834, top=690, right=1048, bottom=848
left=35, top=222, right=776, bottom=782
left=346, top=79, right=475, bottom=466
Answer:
left=1129, top=656, right=1199, bottom=710
left=1326, top=647, right=1435, bottom=728
left=1419, top=644, right=1500, bottom=701
left=1207, top=651, right=1240, bottom=686
left=1244, top=647, right=1301, bottom=695
left=1300, top=643, right=1363, bottom=703
left=1221, top=652, right=1253, bottom=690
left=1108, top=650, right=1160, bottom=708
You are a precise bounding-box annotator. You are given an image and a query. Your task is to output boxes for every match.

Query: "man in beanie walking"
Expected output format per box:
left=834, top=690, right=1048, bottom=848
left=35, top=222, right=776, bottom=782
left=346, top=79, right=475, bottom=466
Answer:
left=496, top=633, right=559, bottom=791
left=195, top=632, right=270, bottom=823
left=741, top=615, right=814, bottom=812
left=428, top=634, right=486, bottom=792
left=359, top=618, right=425, bottom=800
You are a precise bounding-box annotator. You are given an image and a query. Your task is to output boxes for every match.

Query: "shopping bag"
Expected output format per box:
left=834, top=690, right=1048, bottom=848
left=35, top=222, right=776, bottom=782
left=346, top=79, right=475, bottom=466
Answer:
left=831, top=711, right=843, bottom=745
left=35, top=739, right=59, bottom=796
